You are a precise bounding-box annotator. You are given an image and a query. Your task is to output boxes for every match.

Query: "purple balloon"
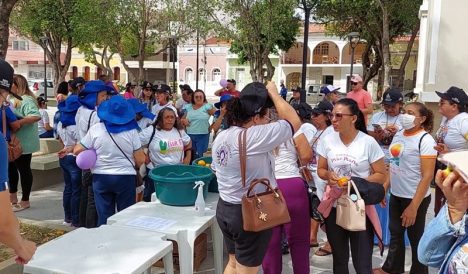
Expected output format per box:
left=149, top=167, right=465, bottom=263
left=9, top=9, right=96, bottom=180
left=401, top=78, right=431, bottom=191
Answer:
left=76, top=149, right=97, bottom=170
left=219, top=79, right=228, bottom=88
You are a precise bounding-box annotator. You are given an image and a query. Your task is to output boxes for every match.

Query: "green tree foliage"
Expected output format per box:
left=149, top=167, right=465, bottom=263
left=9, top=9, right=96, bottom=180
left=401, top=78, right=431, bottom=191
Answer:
left=0, top=0, right=19, bottom=59
left=314, top=0, right=421, bottom=91
left=10, top=0, right=81, bottom=86
left=215, top=0, right=300, bottom=82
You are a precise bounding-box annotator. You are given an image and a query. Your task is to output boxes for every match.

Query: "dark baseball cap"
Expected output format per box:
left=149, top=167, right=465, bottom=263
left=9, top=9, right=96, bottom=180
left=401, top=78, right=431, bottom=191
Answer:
left=141, top=81, right=153, bottom=89
left=381, top=88, right=403, bottom=105
left=312, top=100, right=333, bottom=114
left=239, top=82, right=273, bottom=116
left=155, top=84, right=171, bottom=93
left=179, top=84, right=193, bottom=93
left=0, top=59, right=22, bottom=100
left=71, top=77, right=86, bottom=89
left=291, top=86, right=301, bottom=92
left=293, top=102, right=313, bottom=120
left=436, top=86, right=468, bottom=105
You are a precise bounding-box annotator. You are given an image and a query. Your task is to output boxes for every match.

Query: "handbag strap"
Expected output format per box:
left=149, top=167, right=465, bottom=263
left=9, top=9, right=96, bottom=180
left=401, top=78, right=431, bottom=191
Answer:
left=246, top=178, right=276, bottom=197
left=347, top=180, right=363, bottom=200
left=87, top=110, right=96, bottom=131
left=105, top=126, right=136, bottom=169
left=238, top=129, right=247, bottom=187
left=1, top=107, right=6, bottom=139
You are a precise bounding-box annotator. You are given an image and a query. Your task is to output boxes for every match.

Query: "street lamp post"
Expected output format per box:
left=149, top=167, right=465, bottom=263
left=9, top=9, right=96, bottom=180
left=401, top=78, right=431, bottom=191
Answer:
left=39, top=36, right=48, bottom=101
left=347, top=32, right=360, bottom=92
left=300, top=1, right=313, bottom=103
left=170, top=36, right=177, bottom=95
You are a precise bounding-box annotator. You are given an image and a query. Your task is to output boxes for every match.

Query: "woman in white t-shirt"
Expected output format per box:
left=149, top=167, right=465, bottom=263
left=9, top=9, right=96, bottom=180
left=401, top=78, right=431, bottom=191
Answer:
left=37, top=97, right=54, bottom=138
left=74, top=96, right=145, bottom=226
left=309, top=100, right=334, bottom=255
left=139, top=107, right=192, bottom=202
left=317, top=98, right=386, bottom=274
left=151, top=84, right=178, bottom=117
left=433, top=86, right=468, bottom=214
left=211, top=81, right=301, bottom=274
left=375, top=102, right=437, bottom=274
left=262, top=103, right=315, bottom=274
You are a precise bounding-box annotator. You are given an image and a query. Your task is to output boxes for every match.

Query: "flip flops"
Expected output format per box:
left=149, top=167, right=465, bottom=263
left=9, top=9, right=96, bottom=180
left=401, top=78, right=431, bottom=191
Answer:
left=314, top=247, right=332, bottom=256
left=12, top=203, right=30, bottom=212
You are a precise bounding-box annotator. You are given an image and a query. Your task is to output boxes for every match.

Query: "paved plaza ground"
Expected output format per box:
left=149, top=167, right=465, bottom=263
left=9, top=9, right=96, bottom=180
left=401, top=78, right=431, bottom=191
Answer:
left=11, top=183, right=440, bottom=273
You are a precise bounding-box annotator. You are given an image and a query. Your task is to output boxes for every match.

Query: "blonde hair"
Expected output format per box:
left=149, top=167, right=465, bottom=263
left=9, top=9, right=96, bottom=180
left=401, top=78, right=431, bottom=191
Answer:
left=13, top=74, right=36, bottom=98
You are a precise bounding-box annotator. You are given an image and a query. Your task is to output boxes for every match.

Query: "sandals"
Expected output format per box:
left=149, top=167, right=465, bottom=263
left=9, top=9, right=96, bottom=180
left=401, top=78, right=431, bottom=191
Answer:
left=314, top=247, right=332, bottom=256
left=12, top=203, right=30, bottom=212
left=310, top=242, right=319, bottom=247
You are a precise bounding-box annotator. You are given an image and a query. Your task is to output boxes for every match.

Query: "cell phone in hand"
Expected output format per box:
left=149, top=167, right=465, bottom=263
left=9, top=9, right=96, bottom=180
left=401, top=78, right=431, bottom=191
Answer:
left=372, top=124, right=382, bottom=131
left=438, top=151, right=468, bottom=183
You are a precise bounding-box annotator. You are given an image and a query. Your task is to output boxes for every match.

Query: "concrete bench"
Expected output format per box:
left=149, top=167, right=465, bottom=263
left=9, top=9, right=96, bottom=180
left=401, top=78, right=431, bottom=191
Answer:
left=31, top=153, right=63, bottom=191
left=30, top=138, right=63, bottom=190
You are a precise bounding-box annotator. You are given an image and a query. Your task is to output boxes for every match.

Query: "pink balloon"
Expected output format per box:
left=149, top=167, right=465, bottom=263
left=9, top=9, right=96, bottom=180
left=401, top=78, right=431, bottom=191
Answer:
left=76, top=149, right=97, bottom=170
left=219, top=79, right=228, bottom=88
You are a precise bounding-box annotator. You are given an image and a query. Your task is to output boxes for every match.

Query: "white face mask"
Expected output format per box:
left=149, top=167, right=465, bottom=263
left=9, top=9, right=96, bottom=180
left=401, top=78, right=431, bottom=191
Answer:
left=400, top=113, right=416, bottom=130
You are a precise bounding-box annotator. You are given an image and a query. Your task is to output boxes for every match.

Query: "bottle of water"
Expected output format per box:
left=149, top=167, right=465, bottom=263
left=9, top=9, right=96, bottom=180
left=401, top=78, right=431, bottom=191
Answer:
left=194, top=181, right=205, bottom=216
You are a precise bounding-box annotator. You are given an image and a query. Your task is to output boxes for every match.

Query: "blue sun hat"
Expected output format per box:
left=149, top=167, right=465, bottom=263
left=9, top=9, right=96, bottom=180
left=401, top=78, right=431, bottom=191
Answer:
left=98, top=95, right=138, bottom=133
left=127, top=98, right=156, bottom=120
left=78, top=80, right=115, bottom=110
left=214, top=94, right=232, bottom=109
left=59, top=95, right=81, bottom=127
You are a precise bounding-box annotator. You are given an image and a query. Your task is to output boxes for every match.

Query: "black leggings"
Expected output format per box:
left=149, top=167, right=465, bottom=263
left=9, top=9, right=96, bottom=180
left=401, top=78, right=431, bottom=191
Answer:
left=8, top=154, right=33, bottom=201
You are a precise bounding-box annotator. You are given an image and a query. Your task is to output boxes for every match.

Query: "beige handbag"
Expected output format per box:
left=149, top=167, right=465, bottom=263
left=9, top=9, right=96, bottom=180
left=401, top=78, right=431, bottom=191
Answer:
left=336, top=179, right=366, bottom=231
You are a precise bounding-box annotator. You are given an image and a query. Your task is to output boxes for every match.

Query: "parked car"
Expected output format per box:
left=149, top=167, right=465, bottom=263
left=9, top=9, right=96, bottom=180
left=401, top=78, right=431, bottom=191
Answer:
left=28, top=80, right=54, bottom=97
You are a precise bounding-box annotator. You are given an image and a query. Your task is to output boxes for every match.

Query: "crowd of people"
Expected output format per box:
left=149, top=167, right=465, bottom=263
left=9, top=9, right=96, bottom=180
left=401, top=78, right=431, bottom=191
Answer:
left=0, top=57, right=466, bottom=273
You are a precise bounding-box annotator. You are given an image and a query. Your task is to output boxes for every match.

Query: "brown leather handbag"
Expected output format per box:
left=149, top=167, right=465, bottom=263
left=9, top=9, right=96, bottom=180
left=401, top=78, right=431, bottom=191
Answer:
left=239, top=130, right=291, bottom=232
left=2, top=108, right=22, bottom=162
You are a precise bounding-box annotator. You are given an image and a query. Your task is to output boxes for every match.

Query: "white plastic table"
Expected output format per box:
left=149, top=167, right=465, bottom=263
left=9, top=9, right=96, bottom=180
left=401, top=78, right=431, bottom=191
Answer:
left=23, top=225, right=174, bottom=274
left=107, top=193, right=223, bottom=274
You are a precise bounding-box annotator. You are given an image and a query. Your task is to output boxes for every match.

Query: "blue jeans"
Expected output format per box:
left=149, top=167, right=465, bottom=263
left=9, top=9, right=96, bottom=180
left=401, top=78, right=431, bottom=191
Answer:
left=39, top=130, right=54, bottom=138
left=59, top=155, right=82, bottom=226
left=92, top=174, right=136, bottom=226
left=188, top=133, right=210, bottom=159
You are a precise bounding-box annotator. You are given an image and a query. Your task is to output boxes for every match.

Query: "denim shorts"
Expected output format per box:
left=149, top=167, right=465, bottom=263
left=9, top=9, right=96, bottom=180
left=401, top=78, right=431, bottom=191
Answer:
left=216, top=198, right=272, bottom=267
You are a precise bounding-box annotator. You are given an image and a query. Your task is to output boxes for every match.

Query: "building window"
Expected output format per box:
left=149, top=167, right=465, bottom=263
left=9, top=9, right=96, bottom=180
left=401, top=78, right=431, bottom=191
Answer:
left=83, top=66, right=90, bottom=80
left=199, top=68, right=206, bottom=81
left=113, top=67, right=120, bottom=81
left=212, top=68, right=221, bottom=82
left=12, top=40, right=29, bottom=51
left=185, top=67, right=193, bottom=82
left=236, top=68, right=245, bottom=82
left=313, top=43, right=329, bottom=55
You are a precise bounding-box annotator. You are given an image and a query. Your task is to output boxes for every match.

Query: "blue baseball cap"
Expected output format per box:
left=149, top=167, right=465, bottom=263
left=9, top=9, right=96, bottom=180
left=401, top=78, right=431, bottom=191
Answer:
left=214, top=94, right=232, bottom=109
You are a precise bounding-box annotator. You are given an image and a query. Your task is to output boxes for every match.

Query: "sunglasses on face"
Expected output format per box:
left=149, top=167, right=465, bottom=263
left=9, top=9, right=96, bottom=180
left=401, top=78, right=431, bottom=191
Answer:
left=350, top=82, right=358, bottom=86
left=330, top=113, right=354, bottom=120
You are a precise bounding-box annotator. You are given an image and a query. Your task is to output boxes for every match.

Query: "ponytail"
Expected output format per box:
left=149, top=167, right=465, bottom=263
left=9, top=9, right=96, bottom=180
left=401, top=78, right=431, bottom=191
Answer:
left=225, top=97, right=267, bottom=127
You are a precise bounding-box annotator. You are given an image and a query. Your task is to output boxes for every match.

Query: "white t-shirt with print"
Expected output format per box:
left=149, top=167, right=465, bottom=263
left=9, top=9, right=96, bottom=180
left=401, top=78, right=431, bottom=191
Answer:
left=81, top=123, right=142, bottom=175
left=211, top=120, right=293, bottom=204
left=388, top=130, right=437, bottom=199
left=275, top=123, right=316, bottom=179
left=367, top=111, right=402, bottom=162
left=139, top=126, right=191, bottom=166
left=137, top=117, right=154, bottom=130
left=436, top=112, right=468, bottom=151
left=317, top=131, right=384, bottom=179
left=309, top=126, right=335, bottom=172
left=75, top=106, right=99, bottom=140
left=151, top=102, right=178, bottom=118
left=37, top=109, right=50, bottom=135
left=57, top=122, right=78, bottom=148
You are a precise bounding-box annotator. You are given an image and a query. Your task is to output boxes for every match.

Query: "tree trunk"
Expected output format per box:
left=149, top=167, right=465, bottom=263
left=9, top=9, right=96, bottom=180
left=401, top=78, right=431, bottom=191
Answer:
left=121, top=59, right=137, bottom=83
left=264, top=53, right=275, bottom=81
left=0, top=0, right=18, bottom=59
left=43, top=35, right=72, bottom=91
left=395, top=23, right=419, bottom=89
left=362, top=42, right=382, bottom=91
left=377, top=0, right=391, bottom=90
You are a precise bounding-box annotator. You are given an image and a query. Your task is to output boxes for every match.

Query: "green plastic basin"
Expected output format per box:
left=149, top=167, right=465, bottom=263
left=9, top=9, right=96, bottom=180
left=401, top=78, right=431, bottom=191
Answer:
left=192, top=156, right=218, bottom=193
left=149, top=164, right=213, bottom=206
